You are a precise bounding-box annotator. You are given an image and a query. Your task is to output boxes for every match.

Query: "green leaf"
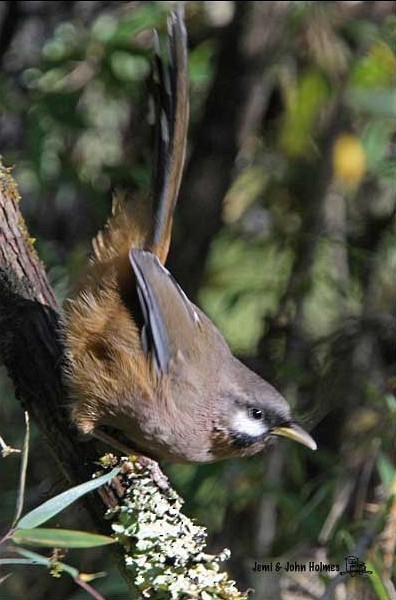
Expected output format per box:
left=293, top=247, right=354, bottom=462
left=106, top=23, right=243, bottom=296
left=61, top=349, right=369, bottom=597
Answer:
left=17, top=467, right=120, bottom=529
left=110, top=52, right=149, bottom=82
left=105, top=3, right=164, bottom=46
left=346, top=88, right=396, bottom=118
left=16, top=546, right=60, bottom=565
left=366, top=560, right=391, bottom=600
left=377, top=453, right=395, bottom=488
left=362, top=121, right=394, bottom=171
left=0, top=558, right=39, bottom=565
left=280, top=69, right=329, bottom=156
left=12, top=528, right=116, bottom=548
left=15, top=548, right=106, bottom=583
left=350, top=41, right=396, bottom=88
left=12, top=412, right=30, bottom=527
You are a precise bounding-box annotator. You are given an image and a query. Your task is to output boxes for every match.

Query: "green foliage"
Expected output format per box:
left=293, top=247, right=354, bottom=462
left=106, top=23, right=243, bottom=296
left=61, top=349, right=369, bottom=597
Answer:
left=200, top=232, right=293, bottom=353
left=17, top=467, right=120, bottom=529
left=1, top=2, right=395, bottom=599
left=280, top=69, right=330, bottom=157
left=366, top=561, right=392, bottom=600
left=3, top=548, right=79, bottom=579
left=0, top=426, right=118, bottom=599
left=12, top=529, right=115, bottom=549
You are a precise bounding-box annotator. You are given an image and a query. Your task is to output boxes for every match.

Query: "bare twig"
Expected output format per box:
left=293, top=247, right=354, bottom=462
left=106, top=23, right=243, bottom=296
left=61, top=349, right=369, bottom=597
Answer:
left=0, top=434, right=20, bottom=457
left=74, top=577, right=107, bottom=600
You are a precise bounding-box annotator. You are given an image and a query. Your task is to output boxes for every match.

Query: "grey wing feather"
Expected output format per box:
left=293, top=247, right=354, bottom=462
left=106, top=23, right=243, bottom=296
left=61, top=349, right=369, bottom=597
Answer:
left=130, top=248, right=199, bottom=373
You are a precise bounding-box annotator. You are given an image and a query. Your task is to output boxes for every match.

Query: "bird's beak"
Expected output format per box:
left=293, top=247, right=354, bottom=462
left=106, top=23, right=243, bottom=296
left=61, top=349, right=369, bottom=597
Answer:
left=271, top=423, right=317, bottom=451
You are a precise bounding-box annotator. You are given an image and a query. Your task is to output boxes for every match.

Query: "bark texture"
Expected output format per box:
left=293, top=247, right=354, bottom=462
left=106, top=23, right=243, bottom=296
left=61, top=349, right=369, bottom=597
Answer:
left=0, top=163, right=102, bottom=492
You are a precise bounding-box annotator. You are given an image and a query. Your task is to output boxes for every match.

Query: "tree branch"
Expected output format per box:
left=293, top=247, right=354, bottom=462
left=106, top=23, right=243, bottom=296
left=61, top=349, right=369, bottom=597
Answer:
left=0, top=162, right=99, bottom=487
left=0, top=161, right=247, bottom=598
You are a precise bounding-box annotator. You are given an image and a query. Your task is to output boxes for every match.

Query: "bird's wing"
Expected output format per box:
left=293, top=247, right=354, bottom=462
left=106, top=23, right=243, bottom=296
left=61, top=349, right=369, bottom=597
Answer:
left=130, top=248, right=199, bottom=373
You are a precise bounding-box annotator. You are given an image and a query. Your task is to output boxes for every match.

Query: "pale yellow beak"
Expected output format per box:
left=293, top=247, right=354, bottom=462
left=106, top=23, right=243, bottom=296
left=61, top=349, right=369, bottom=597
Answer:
left=271, top=423, right=317, bottom=451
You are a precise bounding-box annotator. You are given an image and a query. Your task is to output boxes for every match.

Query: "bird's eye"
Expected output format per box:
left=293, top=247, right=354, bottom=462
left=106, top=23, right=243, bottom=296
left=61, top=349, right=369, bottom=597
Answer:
left=249, top=408, right=263, bottom=421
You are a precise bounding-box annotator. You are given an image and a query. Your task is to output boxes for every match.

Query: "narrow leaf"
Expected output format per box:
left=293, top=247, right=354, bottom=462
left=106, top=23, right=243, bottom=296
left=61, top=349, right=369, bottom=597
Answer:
left=12, top=528, right=116, bottom=548
left=366, top=561, right=391, bottom=600
left=15, top=548, right=108, bottom=598
left=17, top=467, right=120, bottom=529
left=16, top=547, right=79, bottom=578
left=12, top=412, right=30, bottom=526
left=0, top=559, right=39, bottom=565
left=16, top=550, right=109, bottom=600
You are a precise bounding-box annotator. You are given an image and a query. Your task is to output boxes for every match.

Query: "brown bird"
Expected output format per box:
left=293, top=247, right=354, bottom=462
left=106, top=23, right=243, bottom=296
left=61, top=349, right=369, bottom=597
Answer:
left=64, top=8, right=316, bottom=463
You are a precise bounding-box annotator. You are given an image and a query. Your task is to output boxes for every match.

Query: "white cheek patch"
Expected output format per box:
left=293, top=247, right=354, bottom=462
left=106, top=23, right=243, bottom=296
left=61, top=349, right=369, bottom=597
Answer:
left=232, top=411, right=268, bottom=438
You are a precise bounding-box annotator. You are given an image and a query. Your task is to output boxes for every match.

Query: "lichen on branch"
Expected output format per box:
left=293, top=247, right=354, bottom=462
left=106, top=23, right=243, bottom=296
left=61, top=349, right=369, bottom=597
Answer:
left=103, top=456, right=248, bottom=600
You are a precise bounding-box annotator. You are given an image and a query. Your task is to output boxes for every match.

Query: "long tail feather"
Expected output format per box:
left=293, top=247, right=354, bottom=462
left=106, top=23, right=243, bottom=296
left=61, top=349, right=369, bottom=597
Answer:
left=149, top=6, right=189, bottom=263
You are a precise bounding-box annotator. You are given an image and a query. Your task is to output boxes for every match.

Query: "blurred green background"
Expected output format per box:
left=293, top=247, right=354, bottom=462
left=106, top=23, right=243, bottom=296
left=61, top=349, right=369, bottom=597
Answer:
left=0, top=1, right=395, bottom=599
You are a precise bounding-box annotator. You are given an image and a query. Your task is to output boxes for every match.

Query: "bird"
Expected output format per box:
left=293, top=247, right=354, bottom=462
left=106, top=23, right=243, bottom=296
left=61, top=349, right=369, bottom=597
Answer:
left=64, top=7, right=316, bottom=464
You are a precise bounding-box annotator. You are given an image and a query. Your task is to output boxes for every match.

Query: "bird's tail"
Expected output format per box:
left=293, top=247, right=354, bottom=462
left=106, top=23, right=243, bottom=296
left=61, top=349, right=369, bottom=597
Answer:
left=91, top=7, right=189, bottom=269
